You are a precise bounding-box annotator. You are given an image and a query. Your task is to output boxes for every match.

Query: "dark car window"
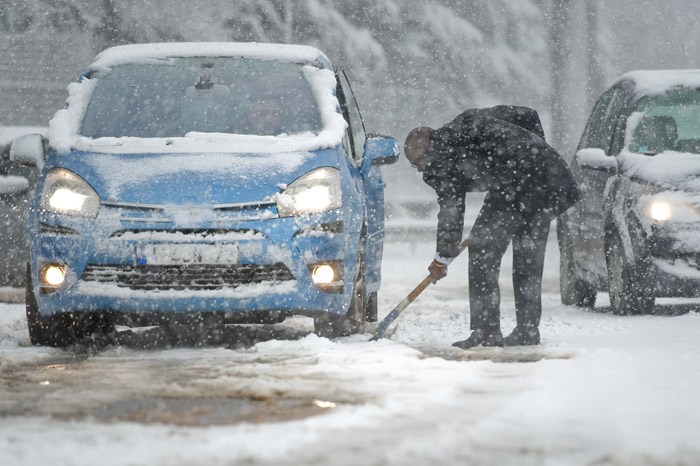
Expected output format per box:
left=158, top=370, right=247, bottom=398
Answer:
left=628, top=88, right=700, bottom=154
left=334, top=74, right=353, bottom=158
left=579, top=88, right=614, bottom=151
left=81, top=58, right=323, bottom=138
left=580, top=85, right=627, bottom=154
left=337, top=70, right=366, bottom=163
left=600, top=87, right=627, bottom=153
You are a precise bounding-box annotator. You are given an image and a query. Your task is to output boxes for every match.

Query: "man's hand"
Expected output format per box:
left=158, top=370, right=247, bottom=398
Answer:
left=428, top=260, right=448, bottom=284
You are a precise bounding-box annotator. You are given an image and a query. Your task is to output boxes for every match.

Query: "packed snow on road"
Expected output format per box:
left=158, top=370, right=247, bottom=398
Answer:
left=2, top=196, right=700, bottom=465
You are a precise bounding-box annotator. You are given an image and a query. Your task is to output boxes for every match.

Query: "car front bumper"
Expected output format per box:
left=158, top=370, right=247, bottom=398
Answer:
left=30, top=206, right=360, bottom=320
left=650, top=223, right=700, bottom=297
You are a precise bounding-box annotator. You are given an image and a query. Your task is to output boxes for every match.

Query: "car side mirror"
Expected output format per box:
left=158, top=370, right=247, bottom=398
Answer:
left=361, top=134, right=399, bottom=175
left=10, top=133, right=45, bottom=169
left=575, top=148, right=616, bottom=173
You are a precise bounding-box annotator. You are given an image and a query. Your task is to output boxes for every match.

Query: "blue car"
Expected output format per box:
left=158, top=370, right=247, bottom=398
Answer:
left=11, top=42, right=398, bottom=346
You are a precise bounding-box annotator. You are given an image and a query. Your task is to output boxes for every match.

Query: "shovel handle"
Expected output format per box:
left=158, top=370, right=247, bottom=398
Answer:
left=371, top=275, right=433, bottom=340
left=371, top=238, right=469, bottom=340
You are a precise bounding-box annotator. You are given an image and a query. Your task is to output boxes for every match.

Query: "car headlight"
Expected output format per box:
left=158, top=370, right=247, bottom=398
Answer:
left=41, top=168, right=100, bottom=217
left=277, top=167, right=342, bottom=217
left=638, top=189, right=700, bottom=224
left=649, top=201, right=672, bottom=222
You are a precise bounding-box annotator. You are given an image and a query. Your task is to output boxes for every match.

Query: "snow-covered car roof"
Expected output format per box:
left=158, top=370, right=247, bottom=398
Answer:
left=614, top=69, right=700, bottom=96
left=89, top=42, right=333, bottom=71
left=48, top=42, right=346, bottom=155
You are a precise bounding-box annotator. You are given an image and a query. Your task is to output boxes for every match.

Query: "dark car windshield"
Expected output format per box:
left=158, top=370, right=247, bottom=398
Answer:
left=81, top=58, right=323, bottom=138
left=629, top=88, right=700, bottom=155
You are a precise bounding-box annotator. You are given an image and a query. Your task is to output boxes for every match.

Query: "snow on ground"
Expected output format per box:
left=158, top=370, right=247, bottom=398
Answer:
left=2, top=198, right=700, bottom=465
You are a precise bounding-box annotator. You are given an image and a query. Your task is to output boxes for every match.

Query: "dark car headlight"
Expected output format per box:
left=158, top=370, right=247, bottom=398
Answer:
left=41, top=168, right=100, bottom=218
left=648, top=201, right=673, bottom=221
left=638, top=190, right=700, bottom=223
left=276, top=167, right=342, bottom=217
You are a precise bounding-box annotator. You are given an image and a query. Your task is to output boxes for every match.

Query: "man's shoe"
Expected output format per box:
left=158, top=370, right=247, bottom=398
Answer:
left=503, top=326, right=540, bottom=346
left=452, top=329, right=504, bottom=349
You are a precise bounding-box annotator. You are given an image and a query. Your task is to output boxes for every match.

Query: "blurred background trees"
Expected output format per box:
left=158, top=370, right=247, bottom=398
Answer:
left=2, top=0, right=699, bottom=195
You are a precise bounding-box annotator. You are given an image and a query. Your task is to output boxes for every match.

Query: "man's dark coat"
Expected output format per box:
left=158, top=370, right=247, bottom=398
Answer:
left=423, top=105, right=581, bottom=258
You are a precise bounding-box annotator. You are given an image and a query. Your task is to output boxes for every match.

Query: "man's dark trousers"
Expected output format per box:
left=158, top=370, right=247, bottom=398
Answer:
left=467, top=196, right=553, bottom=332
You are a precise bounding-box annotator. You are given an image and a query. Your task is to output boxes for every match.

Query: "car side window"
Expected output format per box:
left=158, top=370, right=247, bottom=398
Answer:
left=337, top=70, right=366, bottom=163
left=580, top=88, right=615, bottom=151
left=335, top=77, right=353, bottom=157
left=609, top=86, right=639, bottom=155
left=599, top=86, right=628, bottom=154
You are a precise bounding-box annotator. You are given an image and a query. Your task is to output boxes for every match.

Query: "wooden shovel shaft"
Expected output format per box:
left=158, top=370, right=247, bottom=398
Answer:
left=371, top=238, right=469, bottom=340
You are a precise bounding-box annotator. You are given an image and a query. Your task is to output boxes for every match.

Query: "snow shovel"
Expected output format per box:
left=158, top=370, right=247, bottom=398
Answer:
left=371, top=238, right=469, bottom=340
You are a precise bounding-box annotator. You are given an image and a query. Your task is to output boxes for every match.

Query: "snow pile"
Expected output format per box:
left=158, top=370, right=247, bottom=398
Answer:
left=88, top=151, right=313, bottom=200
left=616, top=69, right=700, bottom=96
left=575, top=147, right=616, bottom=171
left=654, top=258, right=700, bottom=280
left=48, top=78, right=97, bottom=154
left=0, top=175, right=29, bottom=195
left=301, top=65, right=349, bottom=152
left=617, top=149, right=700, bottom=191
left=88, top=42, right=331, bottom=72
left=0, top=126, right=47, bottom=150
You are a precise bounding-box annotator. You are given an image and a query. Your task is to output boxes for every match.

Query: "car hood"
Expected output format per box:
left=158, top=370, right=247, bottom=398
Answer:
left=50, top=149, right=339, bottom=205
left=618, top=150, right=700, bottom=192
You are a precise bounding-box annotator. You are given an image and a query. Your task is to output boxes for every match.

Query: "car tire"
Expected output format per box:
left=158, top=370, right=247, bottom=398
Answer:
left=314, top=251, right=367, bottom=338
left=557, top=220, right=596, bottom=307
left=365, top=291, right=378, bottom=322
left=25, top=264, right=110, bottom=347
left=606, top=233, right=655, bottom=315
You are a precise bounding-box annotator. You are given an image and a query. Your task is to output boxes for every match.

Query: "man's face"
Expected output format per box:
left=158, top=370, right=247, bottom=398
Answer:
left=405, top=136, right=430, bottom=172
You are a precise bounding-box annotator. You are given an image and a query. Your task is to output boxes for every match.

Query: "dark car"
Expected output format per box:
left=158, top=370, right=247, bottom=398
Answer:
left=0, top=127, right=45, bottom=289
left=559, top=69, right=700, bottom=315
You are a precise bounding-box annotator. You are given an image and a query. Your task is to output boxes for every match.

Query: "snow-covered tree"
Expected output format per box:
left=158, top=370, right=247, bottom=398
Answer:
left=1, top=0, right=553, bottom=135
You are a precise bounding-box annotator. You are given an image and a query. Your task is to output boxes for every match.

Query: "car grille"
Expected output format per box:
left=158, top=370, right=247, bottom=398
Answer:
left=81, top=263, right=294, bottom=291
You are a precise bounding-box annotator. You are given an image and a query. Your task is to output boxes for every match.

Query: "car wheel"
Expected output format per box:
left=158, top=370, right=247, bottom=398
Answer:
left=25, top=264, right=110, bottom=347
left=314, top=252, right=367, bottom=338
left=606, top=233, right=655, bottom=315
left=557, top=221, right=596, bottom=307
left=365, top=291, right=378, bottom=322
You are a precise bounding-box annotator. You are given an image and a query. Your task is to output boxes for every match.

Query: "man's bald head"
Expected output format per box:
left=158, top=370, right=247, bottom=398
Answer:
left=404, top=126, right=432, bottom=172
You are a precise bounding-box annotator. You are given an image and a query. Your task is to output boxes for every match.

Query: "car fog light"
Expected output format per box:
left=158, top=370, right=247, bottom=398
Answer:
left=42, top=265, right=66, bottom=286
left=650, top=201, right=672, bottom=221
left=312, top=264, right=336, bottom=284
left=308, top=261, right=343, bottom=294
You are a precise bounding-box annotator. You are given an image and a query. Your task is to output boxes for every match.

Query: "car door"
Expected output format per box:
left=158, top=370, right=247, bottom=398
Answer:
left=0, top=147, right=36, bottom=287
left=568, top=83, right=630, bottom=283
left=335, top=70, right=386, bottom=292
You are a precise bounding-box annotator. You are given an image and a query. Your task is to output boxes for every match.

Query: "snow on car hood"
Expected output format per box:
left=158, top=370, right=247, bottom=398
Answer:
left=57, top=149, right=335, bottom=204
left=618, top=149, right=700, bottom=191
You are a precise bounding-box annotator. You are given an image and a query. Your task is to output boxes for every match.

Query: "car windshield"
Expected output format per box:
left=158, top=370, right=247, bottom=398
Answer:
left=629, top=88, right=700, bottom=155
left=81, top=58, right=323, bottom=138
